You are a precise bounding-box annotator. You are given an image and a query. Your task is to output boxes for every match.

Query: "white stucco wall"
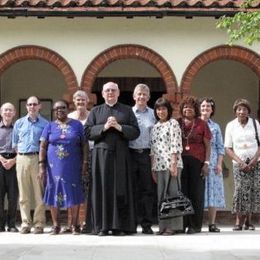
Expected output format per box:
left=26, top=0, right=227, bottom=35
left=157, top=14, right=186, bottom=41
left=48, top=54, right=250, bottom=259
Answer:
left=0, top=16, right=259, bottom=210
left=0, top=17, right=259, bottom=87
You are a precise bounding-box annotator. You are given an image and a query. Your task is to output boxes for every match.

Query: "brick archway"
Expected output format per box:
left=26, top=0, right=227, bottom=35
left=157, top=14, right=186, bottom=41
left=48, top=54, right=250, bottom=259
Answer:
left=81, top=44, right=178, bottom=105
left=180, top=45, right=260, bottom=95
left=0, top=45, right=78, bottom=101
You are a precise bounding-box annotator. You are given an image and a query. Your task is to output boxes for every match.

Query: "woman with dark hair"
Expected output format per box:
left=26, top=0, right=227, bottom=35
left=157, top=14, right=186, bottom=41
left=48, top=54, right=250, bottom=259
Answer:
left=150, top=98, right=183, bottom=235
left=225, top=98, right=260, bottom=231
left=178, top=96, right=211, bottom=234
left=39, top=100, right=87, bottom=235
left=200, top=97, right=225, bottom=232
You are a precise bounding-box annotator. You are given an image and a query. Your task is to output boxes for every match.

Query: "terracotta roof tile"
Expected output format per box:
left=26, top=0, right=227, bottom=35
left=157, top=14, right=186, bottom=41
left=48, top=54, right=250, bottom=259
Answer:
left=0, top=0, right=258, bottom=16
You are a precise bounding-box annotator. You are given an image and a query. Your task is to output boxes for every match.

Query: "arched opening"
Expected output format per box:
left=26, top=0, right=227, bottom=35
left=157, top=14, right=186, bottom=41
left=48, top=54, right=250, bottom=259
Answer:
left=81, top=44, right=178, bottom=109
left=0, top=60, right=68, bottom=120
left=92, top=58, right=166, bottom=107
left=181, top=45, right=260, bottom=211
left=0, top=45, right=78, bottom=110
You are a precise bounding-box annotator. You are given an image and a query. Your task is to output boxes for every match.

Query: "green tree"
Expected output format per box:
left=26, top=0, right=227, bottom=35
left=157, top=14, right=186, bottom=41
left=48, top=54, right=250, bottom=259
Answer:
left=216, top=0, right=260, bottom=46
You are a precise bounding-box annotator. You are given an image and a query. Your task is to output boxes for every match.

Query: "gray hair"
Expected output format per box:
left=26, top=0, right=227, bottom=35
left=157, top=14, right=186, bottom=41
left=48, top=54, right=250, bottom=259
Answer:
left=73, top=90, right=89, bottom=101
left=0, top=102, right=16, bottom=113
left=133, top=83, right=150, bottom=97
left=102, top=82, right=119, bottom=91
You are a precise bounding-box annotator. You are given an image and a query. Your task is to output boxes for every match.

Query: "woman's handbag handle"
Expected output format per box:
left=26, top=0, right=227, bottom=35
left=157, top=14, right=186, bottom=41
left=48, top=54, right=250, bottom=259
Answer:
left=163, top=173, right=181, bottom=199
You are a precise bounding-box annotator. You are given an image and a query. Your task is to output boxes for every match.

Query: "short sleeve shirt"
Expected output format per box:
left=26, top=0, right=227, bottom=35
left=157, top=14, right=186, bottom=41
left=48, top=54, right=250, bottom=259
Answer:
left=224, top=117, right=260, bottom=163
left=178, top=118, right=211, bottom=162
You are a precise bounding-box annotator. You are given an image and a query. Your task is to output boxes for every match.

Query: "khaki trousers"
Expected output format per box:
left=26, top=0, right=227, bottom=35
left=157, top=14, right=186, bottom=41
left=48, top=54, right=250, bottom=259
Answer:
left=16, top=154, right=45, bottom=228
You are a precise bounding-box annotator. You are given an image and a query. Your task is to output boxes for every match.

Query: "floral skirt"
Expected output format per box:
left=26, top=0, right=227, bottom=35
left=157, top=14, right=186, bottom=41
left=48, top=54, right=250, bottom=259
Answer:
left=232, top=162, right=260, bottom=214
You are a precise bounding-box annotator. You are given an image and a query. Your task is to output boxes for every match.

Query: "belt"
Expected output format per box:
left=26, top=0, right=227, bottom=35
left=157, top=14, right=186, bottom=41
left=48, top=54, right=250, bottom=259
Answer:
left=0, top=153, right=16, bottom=158
left=18, top=152, right=39, bottom=156
left=130, top=148, right=150, bottom=154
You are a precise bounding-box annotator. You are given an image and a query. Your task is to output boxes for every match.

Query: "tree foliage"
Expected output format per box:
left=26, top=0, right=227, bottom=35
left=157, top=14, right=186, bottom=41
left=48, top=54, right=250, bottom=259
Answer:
left=216, top=0, right=260, bottom=46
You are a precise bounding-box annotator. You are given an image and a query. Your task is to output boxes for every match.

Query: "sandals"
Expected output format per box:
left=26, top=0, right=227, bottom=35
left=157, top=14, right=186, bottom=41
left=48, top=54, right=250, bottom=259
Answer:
left=162, top=230, right=175, bottom=236
left=50, top=226, right=61, bottom=235
left=156, top=229, right=175, bottom=236
left=208, top=224, right=220, bottom=233
left=60, top=226, right=72, bottom=234
left=71, top=225, right=81, bottom=235
left=244, top=224, right=255, bottom=231
left=233, top=225, right=242, bottom=231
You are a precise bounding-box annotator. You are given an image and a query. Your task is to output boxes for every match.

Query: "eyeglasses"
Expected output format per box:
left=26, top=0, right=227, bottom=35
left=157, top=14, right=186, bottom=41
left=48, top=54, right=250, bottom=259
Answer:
left=103, top=88, right=117, bottom=93
left=53, top=106, right=67, bottom=111
left=27, top=103, right=38, bottom=107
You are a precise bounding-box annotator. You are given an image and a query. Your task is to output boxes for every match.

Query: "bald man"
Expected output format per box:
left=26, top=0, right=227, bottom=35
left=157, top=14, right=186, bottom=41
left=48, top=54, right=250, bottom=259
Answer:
left=0, top=103, right=18, bottom=232
left=85, top=82, right=140, bottom=236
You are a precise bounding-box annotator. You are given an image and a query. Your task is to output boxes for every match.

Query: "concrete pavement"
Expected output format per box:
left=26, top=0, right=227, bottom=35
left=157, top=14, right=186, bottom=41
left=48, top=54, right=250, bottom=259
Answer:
left=0, top=226, right=260, bottom=260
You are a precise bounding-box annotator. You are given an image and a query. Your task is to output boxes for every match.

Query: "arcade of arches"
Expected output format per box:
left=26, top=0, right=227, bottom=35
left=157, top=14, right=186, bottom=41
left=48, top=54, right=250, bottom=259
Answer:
left=0, top=44, right=259, bottom=208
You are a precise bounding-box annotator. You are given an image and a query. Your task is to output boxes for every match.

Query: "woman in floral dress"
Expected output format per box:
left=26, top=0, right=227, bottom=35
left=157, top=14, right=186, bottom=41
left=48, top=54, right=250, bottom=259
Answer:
left=150, top=98, right=183, bottom=235
left=200, top=98, right=225, bottom=232
left=39, top=100, right=87, bottom=235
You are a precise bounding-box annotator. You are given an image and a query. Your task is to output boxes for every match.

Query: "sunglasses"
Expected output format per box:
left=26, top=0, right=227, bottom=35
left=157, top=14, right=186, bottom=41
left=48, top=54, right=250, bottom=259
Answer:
left=27, top=103, right=39, bottom=107
left=53, top=106, right=67, bottom=111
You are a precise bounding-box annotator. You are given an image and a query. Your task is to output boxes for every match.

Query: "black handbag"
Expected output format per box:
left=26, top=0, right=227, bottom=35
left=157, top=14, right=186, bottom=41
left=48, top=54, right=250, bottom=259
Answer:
left=159, top=176, right=194, bottom=220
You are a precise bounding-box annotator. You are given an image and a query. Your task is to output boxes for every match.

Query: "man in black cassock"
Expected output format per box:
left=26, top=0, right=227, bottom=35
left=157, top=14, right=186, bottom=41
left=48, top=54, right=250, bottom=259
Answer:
left=85, top=82, right=140, bottom=236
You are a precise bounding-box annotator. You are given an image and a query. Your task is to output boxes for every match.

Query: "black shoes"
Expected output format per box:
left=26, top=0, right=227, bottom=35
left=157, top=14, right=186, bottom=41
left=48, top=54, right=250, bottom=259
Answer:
left=98, top=231, right=108, bottom=236
left=233, top=225, right=242, bottom=231
left=112, top=230, right=126, bottom=236
left=142, top=227, right=154, bottom=234
left=7, top=227, right=19, bottom=232
left=208, top=224, right=220, bottom=233
left=50, top=226, right=61, bottom=235
left=186, top=227, right=201, bottom=234
left=81, top=224, right=88, bottom=234
left=0, top=226, right=5, bottom=232
left=244, top=223, right=255, bottom=231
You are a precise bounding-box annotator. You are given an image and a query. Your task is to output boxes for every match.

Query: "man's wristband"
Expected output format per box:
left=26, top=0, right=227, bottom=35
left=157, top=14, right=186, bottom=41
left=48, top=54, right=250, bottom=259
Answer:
left=204, top=161, right=209, bottom=165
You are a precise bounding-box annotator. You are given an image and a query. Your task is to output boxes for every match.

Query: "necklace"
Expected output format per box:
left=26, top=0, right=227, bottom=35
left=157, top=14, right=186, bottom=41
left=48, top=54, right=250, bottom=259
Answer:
left=56, top=119, right=70, bottom=139
left=181, top=119, right=195, bottom=151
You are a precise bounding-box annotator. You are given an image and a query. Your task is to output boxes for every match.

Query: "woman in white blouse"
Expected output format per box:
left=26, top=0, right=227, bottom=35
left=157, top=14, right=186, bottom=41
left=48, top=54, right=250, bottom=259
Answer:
left=150, top=98, right=183, bottom=235
left=225, top=98, right=260, bottom=231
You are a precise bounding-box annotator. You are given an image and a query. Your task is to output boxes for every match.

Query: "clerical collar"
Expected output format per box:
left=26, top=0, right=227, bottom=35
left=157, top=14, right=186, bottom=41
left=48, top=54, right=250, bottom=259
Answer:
left=105, top=102, right=117, bottom=107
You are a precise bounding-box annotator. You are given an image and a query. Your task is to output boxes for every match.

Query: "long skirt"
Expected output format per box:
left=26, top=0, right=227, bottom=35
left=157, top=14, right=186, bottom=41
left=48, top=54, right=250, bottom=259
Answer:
left=157, top=169, right=183, bottom=232
left=232, top=162, right=260, bottom=214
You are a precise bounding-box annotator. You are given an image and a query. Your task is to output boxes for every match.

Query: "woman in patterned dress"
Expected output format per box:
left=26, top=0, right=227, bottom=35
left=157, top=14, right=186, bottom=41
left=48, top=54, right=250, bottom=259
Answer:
left=39, top=100, right=87, bottom=235
left=150, top=98, right=183, bottom=235
left=200, top=98, right=225, bottom=232
left=225, top=98, right=260, bottom=231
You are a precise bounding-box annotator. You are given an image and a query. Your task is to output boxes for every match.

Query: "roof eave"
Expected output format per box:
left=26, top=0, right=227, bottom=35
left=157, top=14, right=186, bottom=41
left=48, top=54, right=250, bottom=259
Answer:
left=0, top=7, right=258, bottom=18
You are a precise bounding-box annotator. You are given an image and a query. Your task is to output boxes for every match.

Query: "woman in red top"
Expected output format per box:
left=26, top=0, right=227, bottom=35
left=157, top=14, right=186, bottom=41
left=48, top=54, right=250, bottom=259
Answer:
left=178, top=96, right=211, bottom=234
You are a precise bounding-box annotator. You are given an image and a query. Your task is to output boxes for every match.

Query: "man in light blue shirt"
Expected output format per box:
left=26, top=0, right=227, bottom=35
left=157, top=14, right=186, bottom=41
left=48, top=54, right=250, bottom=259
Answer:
left=129, top=84, right=156, bottom=234
left=12, top=96, right=48, bottom=234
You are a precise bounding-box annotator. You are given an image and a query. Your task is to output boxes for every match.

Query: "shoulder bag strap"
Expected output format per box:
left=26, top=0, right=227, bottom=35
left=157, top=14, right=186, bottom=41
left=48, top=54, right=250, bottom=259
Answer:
left=252, top=118, right=260, bottom=146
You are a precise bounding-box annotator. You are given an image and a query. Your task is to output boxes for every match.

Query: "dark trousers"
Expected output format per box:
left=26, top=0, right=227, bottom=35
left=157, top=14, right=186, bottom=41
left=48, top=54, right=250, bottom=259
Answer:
left=181, top=155, right=205, bottom=231
left=131, top=150, right=154, bottom=229
left=0, top=161, right=18, bottom=228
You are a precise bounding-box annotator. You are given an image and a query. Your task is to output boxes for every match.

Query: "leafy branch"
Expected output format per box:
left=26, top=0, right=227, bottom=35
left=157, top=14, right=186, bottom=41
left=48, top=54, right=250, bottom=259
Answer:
left=216, top=0, right=260, bottom=46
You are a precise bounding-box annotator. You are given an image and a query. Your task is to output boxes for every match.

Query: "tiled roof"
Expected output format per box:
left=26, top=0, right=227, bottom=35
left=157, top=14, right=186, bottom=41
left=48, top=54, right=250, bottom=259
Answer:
left=0, top=0, right=259, bottom=17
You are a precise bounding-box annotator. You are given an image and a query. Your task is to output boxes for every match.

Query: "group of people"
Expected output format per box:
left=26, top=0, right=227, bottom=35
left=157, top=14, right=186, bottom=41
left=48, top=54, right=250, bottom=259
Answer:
left=0, top=81, right=259, bottom=236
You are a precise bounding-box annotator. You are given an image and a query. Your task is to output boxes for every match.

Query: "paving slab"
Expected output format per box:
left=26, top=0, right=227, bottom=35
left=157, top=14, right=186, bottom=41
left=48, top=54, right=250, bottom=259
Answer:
left=0, top=226, right=260, bottom=260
